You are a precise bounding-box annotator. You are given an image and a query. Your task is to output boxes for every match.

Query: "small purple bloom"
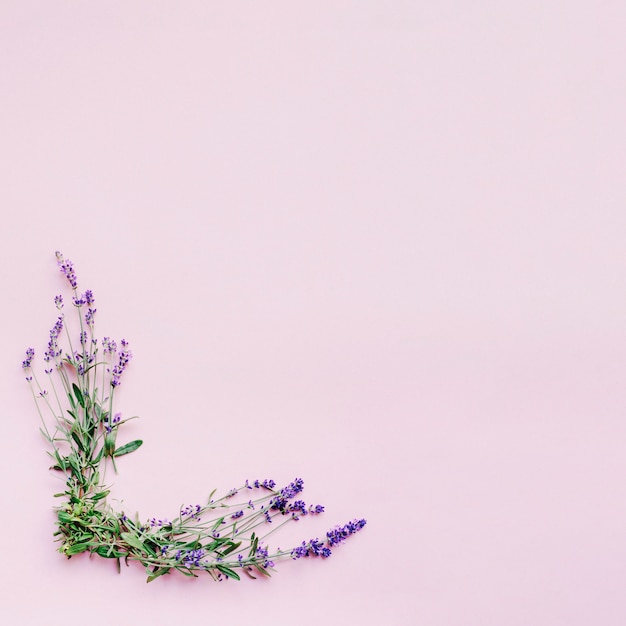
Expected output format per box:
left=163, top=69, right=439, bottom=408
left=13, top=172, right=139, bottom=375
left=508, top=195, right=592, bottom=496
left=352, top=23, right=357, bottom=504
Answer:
left=102, top=337, right=117, bottom=355
left=111, top=339, right=132, bottom=387
left=326, top=518, right=367, bottom=547
left=44, top=317, right=64, bottom=362
left=22, top=347, right=35, bottom=369
left=56, top=251, right=77, bottom=289
left=85, top=308, right=96, bottom=327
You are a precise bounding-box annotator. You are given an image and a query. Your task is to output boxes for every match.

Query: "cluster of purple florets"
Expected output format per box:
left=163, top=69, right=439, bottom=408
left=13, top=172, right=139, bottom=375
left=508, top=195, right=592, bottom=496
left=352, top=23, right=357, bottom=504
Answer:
left=111, top=339, right=131, bottom=387
left=176, top=548, right=205, bottom=567
left=256, top=544, right=274, bottom=568
left=84, top=307, right=96, bottom=328
left=270, top=478, right=308, bottom=513
left=102, top=337, right=117, bottom=355
left=149, top=517, right=169, bottom=528
left=56, top=251, right=77, bottom=289
left=103, top=412, right=121, bottom=433
left=290, top=518, right=366, bottom=560
left=326, top=518, right=367, bottom=546
left=181, top=504, right=202, bottom=521
left=291, top=538, right=332, bottom=559
left=72, top=290, right=97, bottom=327
left=245, top=478, right=276, bottom=490
left=44, top=316, right=64, bottom=362
left=22, top=347, right=35, bottom=369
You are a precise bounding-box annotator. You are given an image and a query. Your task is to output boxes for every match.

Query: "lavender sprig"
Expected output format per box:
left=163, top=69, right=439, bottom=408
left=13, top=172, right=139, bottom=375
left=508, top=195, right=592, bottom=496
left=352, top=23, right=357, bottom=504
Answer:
left=24, top=252, right=366, bottom=582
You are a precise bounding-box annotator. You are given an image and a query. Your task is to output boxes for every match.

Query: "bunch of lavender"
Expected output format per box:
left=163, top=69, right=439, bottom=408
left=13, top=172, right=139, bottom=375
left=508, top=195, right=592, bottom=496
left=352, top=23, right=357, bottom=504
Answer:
left=23, top=252, right=366, bottom=582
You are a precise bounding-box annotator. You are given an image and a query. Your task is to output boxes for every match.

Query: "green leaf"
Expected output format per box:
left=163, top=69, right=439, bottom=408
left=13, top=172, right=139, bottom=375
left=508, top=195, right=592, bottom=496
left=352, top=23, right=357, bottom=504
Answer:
left=249, top=534, right=258, bottom=558
left=94, top=545, right=126, bottom=559
left=58, top=511, right=73, bottom=524
left=71, top=430, right=84, bottom=452
left=66, top=542, right=91, bottom=555
left=221, top=541, right=242, bottom=557
left=72, top=383, right=85, bottom=408
left=113, top=440, right=143, bottom=457
left=146, top=567, right=171, bottom=583
left=67, top=454, right=80, bottom=474
left=216, top=564, right=240, bottom=581
left=120, top=532, right=156, bottom=557
left=120, top=532, right=146, bottom=553
left=55, top=451, right=67, bottom=471
left=90, top=490, right=110, bottom=501
left=174, top=566, right=198, bottom=577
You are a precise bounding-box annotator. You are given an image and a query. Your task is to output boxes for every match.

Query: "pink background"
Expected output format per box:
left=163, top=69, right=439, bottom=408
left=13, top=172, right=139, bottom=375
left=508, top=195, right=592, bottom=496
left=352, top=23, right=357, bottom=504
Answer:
left=2, top=2, right=626, bottom=624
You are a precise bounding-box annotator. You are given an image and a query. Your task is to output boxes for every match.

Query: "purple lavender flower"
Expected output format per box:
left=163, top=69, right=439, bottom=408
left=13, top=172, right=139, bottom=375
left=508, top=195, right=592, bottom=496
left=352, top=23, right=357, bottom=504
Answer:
left=102, top=337, right=117, bottom=355
left=180, top=504, right=202, bottom=521
left=85, top=308, right=96, bottom=327
left=290, top=538, right=332, bottom=560
left=291, top=542, right=309, bottom=559
left=22, top=347, right=35, bottom=369
left=281, top=478, right=304, bottom=499
left=231, top=510, right=244, bottom=519
left=249, top=478, right=276, bottom=490
left=309, top=538, right=325, bottom=556
left=149, top=517, right=169, bottom=527
left=104, top=412, right=122, bottom=433
left=55, top=251, right=77, bottom=289
left=256, top=544, right=274, bottom=568
left=270, top=477, right=305, bottom=513
left=54, top=294, right=63, bottom=309
left=44, top=316, right=64, bottom=362
left=84, top=290, right=94, bottom=305
left=111, top=339, right=132, bottom=387
left=287, top=500, right=308, bottom=518
left=326, top=518, right=367, bottom=547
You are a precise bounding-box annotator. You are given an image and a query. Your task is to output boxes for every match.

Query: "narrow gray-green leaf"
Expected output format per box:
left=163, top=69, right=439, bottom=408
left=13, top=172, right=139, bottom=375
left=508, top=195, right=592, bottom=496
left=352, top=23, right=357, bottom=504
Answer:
left=216, top=564, right=241, bottom=581
left=113, top=439, right=143, bottom=457
left=72, top=383, right=85, bottom=408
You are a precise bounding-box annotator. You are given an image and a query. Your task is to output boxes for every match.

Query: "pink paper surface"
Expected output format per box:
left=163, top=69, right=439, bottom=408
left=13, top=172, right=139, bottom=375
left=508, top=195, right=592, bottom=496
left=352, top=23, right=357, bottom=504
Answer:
left=2, top=2, right=626, bottom=625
